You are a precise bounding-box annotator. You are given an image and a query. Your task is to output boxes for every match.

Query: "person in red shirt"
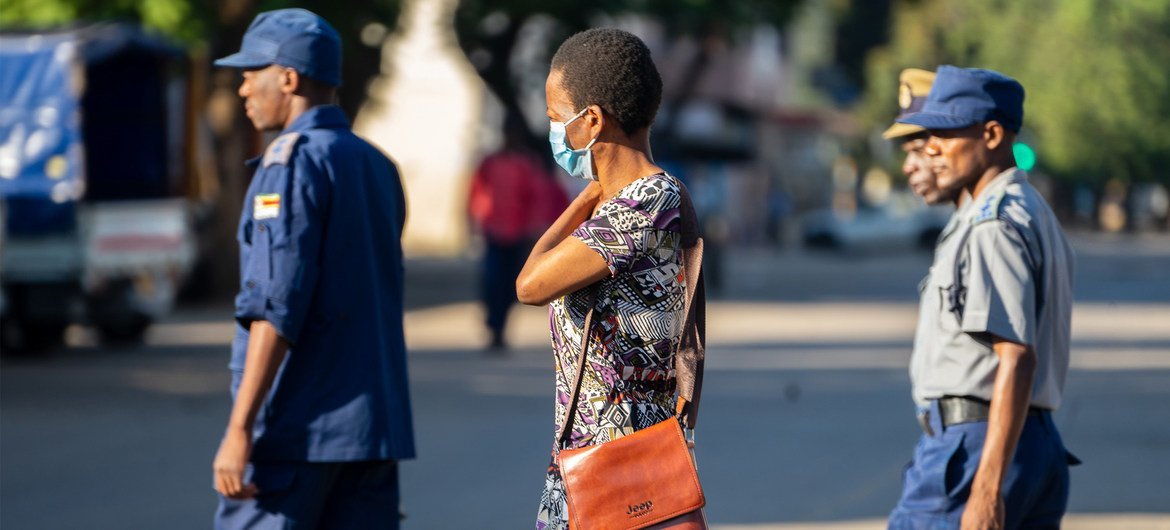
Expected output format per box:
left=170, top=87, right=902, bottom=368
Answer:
left=468, top=122, right=567, bottom=350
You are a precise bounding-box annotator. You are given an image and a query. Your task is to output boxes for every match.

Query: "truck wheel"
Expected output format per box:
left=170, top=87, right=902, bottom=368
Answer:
left=0, top=315, right=16, bottom=353
left=1, top=317, right=67, bottom=355
left=97, top=315, right=151, bottom=344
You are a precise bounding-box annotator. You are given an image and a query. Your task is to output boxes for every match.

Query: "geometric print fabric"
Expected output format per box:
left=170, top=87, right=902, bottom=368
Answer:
left=536, top=174, right=686, bottom=530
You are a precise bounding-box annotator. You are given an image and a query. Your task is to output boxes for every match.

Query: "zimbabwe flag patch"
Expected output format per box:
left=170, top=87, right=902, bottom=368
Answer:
left=254, top=193, right=281, bottom=220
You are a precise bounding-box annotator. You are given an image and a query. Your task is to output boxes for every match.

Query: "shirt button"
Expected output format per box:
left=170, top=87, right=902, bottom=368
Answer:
left=257, top=225, right=266, bottom=232
left=246, top=280, right=256, bottom=289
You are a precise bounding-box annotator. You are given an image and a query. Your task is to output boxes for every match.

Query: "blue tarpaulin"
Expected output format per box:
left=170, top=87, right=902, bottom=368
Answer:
left=0, top=25, right=183, bottom=235
left=0, top=33, right=83, bottom=234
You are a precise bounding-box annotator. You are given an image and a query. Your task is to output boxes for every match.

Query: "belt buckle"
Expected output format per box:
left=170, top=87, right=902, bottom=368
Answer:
left=916, top=409, right=935, bottom=437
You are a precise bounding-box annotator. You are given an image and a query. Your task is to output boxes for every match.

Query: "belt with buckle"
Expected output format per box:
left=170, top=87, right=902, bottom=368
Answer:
left=917, top=396, right=1046, bottom=436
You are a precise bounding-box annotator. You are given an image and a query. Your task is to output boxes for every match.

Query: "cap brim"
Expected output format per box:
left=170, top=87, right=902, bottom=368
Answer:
left=213, top=51, right=273, bottom=69
left=882, top=122, right=926, bottom=140
left=897, top=112, right=977, bottom=131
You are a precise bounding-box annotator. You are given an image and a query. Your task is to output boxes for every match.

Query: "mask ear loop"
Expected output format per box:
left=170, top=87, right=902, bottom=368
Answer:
left=565, top=106, right=601, bottom=147
left=562, top=105, right=590, bottom=126
left=572, top=106, right=601, bottom=150
left=565, top=105, right=601, bottom=181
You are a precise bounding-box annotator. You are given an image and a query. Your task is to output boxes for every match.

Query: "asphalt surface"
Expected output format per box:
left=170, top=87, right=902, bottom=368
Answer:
left=2, top=232, right=1168, bottom=529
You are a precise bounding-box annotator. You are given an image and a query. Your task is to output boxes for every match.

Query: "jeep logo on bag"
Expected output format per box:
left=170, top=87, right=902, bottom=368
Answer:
left=627, top=500, right=654, bottom=518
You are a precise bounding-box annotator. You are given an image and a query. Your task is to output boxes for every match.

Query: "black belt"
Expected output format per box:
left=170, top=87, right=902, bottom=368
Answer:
left=917, top=396, right=1047, bottom=436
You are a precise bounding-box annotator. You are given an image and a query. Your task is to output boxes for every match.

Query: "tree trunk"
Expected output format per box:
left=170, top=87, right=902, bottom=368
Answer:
left=656, top=35, right=712, bottom=160
left=204, top=0, right=260, bottom=296
left=470, top=20, right=549, bottom=157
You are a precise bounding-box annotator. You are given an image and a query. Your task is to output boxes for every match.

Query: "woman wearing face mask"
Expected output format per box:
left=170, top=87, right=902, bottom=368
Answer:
left=515, top=28, right=690, bottom=530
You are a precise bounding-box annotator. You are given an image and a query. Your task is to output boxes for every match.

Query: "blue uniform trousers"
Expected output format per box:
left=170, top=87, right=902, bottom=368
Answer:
left=889, top=400, right=1075, bottom=530
left=481, top=238, right=530, bottom=342
left=215, top=460, right=400, bottom=530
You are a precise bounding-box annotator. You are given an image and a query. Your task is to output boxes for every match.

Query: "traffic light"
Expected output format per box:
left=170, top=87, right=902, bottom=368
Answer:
left=1013, top=142, right=1037, bottom=171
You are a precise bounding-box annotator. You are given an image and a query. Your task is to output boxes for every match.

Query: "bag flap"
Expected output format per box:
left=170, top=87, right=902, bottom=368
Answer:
left=557, top=419, right=704, bottom=529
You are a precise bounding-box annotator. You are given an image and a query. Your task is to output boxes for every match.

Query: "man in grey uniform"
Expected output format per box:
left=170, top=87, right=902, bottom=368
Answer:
left=887, top=65, right=1078, bottom=530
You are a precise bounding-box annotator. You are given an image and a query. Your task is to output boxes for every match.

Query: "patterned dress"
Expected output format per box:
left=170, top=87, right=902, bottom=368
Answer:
left=535, top=174, right=687, bottom=530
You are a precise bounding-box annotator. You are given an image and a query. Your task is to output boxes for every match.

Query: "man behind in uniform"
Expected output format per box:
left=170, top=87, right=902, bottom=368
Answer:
left=211, top=8, right=414, bottom=529
left=882, top=68, right=965, bottom=208
left=887, top=65, right=1077, bottom=529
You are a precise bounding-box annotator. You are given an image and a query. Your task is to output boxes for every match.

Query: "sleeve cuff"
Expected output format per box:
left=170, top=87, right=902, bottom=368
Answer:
left=572, top=229, right=621, bottom=277
left=235, top=287, right=265, bottom=329
left=962, top=309, right=1032, bottom=346
left=263, top=297, right=303, bottom=344
left=235, top=296, right=303, bottom=344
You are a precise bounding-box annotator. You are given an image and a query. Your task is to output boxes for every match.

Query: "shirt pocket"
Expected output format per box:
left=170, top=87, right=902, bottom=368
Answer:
left=248, top=222, right=274, bottom=283
left=936, top=280, right=965, bottom=332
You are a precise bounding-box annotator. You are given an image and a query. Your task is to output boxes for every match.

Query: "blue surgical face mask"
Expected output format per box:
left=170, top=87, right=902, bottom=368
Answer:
left=549, top=106, right=599, bottom=181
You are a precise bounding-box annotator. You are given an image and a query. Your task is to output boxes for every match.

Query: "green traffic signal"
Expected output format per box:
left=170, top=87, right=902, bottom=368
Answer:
left=1014, top=142, right=1037, bottom=171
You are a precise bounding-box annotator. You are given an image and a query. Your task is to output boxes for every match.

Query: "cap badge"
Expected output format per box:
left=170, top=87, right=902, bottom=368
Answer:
left=899, top=82, right=914, bottom=110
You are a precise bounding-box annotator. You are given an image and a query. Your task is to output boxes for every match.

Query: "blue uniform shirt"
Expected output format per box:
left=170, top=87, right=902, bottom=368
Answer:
left=232, top=105, right=415, bottom=462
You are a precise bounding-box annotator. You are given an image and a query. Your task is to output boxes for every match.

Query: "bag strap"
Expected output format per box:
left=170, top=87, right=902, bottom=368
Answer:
left=556, top=176, right=707, bottom=447
left=674, top=179, right=706, bottom=430
left=556, top=289, right=598, bottom=447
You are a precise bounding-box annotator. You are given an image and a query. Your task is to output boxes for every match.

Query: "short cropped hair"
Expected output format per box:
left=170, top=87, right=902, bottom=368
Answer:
left=551, top=28, right=662, bottom=135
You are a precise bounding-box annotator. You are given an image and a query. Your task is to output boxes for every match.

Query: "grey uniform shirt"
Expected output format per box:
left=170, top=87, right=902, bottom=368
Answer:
left=910, top=168, right=1075, bottom=410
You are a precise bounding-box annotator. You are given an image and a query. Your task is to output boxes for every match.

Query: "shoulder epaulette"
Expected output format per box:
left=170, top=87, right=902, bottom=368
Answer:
left=971, top=189, right=1005, bottom=225
left=262, top=132, right=302, bottom=168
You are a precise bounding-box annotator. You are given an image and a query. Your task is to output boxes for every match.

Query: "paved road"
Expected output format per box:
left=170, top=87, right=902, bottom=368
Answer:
left=2, top=233, right=1168, bottom=529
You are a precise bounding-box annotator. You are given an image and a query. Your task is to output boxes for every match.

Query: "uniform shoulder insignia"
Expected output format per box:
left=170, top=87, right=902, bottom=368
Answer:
left=971, top=190, right=1005, bottom=225
left=263, top=132, right=303, bottom=168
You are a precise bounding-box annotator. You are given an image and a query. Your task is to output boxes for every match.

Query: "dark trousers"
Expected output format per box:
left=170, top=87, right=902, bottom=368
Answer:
left=889, top=400, right=1077, bottom=530
left=481, top=238, right=530, bottom=342
left=215, top=460, right=399, bottom=530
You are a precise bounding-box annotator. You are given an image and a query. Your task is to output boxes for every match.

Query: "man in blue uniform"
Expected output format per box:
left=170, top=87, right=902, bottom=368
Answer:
left=211, top=8, right=414, bottom=528
left=888, top=66, right=1077, bottom=529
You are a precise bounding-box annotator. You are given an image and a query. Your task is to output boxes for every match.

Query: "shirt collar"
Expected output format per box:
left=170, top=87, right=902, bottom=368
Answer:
left=283, top=104, right=350, bottom=134
left=964, top=167, right=1026, bottom=222
left=982, top=166, right=1026, bottom=194
left=244, top=105, right=349, bottom=167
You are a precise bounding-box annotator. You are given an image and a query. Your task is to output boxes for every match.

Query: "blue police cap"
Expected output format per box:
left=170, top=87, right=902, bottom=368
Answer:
left=214, top=8, right=342, bottom=87
left=897, top=65, right=1024, bottom=132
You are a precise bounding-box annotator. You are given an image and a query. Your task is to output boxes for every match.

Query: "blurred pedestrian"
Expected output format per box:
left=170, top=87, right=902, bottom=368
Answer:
left=515, top=28, right=705, bottom=529
left=468, top=119, right=567, bottom=350
left=211, top=9, right=414, bottom=529
left=888, top=66, right=1078, bottom=530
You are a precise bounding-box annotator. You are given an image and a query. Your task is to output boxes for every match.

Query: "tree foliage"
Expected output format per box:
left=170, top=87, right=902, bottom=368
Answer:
left=0, top=0, right=402, bottom=119
left=862, top=0, right=1170, bottom=185
left=0, top=0, right=210, bottom=43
